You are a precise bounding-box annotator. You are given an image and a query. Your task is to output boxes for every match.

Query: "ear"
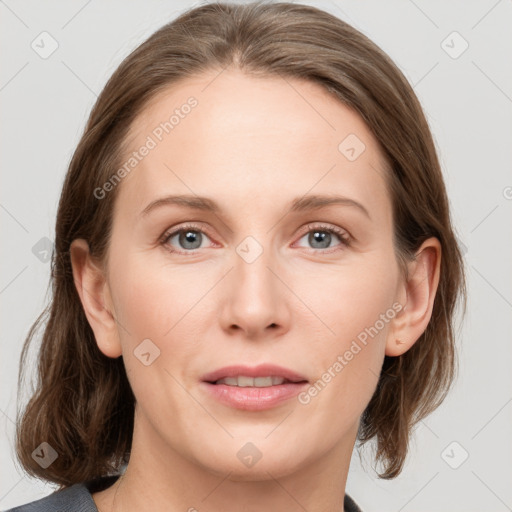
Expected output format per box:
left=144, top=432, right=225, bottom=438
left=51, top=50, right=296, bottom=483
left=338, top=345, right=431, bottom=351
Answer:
left=70, top=239, right=122, bottom=358
left=386, top=237, right=441, bottom=357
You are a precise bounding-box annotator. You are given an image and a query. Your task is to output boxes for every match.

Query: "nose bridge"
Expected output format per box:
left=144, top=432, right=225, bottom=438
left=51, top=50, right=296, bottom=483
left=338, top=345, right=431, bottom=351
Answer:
left=234, top=234, right=278, bottom=305
left=221, top=233, right=288, bottom=335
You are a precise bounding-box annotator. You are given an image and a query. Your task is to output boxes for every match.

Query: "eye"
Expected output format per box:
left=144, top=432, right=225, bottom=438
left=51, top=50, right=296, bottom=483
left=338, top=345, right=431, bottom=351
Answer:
left=294, top=223, right=351, bottom=252
left=160, top=223, right=214, bottom=253
left=160, top=222, right=351, bottom=255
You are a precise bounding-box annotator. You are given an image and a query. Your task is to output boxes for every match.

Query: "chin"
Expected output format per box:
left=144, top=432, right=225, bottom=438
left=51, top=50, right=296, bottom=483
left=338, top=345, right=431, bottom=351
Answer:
left=195, top=445, right=308, bottom=481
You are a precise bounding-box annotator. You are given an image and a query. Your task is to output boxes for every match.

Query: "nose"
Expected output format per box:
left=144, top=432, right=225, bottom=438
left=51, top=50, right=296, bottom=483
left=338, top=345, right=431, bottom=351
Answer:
left=218, top=243, right=291, bottom=340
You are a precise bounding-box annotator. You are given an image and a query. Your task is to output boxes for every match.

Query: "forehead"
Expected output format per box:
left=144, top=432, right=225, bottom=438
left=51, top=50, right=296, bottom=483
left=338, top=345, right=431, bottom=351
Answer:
left=117, top=68, right=391, bottom=217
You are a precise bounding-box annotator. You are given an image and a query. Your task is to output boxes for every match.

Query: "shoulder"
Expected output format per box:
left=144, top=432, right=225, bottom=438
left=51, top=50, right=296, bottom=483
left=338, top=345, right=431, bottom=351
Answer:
left=3, top=483, right=97, bottom=512
left=5, top=480, right=361, bottom=512
left=345, top=492, right=364, bottom=512
left=4, top=475, right=119, bottom=512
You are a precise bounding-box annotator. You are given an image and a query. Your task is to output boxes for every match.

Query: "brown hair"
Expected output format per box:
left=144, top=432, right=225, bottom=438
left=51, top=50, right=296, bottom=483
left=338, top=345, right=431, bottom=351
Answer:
left=15, top=0, right=466, bottom=487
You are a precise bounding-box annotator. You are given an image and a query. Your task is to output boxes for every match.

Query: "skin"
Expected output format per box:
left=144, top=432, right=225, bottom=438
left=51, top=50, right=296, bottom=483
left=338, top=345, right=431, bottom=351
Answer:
left=71, top=68, right=441, bottom=512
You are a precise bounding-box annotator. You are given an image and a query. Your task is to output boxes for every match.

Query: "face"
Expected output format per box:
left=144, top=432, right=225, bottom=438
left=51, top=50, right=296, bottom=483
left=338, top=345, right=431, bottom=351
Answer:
left=98, top=69, right=405, bottom=479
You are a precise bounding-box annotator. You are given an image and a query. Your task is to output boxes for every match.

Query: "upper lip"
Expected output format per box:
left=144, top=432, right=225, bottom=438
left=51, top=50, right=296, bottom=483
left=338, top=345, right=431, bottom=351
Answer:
left=201, top=364, right=308, bottom=384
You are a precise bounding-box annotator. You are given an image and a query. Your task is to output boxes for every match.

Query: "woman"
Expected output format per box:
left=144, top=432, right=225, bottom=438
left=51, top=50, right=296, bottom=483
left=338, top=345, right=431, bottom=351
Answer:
left=8, top=1, right=466, bottom=511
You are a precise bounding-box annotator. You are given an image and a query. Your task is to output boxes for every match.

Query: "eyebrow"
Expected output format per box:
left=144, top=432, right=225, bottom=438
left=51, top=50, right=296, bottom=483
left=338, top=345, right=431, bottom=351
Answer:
left=140, top=193, right=371, bottom=219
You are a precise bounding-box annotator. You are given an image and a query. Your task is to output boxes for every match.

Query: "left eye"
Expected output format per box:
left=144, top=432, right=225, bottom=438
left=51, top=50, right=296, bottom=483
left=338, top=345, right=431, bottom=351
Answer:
left=295, top=227, right=347, bottom=251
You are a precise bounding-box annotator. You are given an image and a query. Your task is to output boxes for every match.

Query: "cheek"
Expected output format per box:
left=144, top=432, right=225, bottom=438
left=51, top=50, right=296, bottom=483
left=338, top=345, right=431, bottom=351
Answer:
left=109, top=249, right=205, bottom=338
left=106, top=251, right=209, bottom=410
left=298, top=252, right=399, bottom=345
left=295, top=251, right=399, bottom=401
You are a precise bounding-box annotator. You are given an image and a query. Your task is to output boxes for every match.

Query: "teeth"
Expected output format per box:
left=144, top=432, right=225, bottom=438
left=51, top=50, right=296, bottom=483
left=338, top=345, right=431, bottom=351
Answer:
left=221, top=377, right=239, bottom=386
left=238, top=376, right=255, bottom=387
left=254, top=376, right=274, bottom=387
left=216, top=376, right=286, bottom=387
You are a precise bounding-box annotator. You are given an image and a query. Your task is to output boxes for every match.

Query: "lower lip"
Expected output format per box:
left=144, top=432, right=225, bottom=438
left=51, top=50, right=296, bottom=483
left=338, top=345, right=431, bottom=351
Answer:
left=200, top=381, right=309, bottom=411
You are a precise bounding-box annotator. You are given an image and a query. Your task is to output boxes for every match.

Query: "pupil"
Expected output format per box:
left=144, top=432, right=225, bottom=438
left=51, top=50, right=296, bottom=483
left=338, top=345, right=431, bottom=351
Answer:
left=180, top=230, right=201, bottom=249
left=310, top=231, right=330, bottom=249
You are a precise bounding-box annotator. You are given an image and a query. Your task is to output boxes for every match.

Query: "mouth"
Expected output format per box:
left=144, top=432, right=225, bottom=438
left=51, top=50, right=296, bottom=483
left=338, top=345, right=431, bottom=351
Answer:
left=208, top=375, right=307, bottom=387
left=201, top=364, right=308, bottom=386
left=200, top=364, right=309, bottom=411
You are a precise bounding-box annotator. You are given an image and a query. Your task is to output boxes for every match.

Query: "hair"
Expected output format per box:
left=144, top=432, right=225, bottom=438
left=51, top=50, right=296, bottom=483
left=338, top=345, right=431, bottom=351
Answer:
left=15, top=0, right=466, bottom=488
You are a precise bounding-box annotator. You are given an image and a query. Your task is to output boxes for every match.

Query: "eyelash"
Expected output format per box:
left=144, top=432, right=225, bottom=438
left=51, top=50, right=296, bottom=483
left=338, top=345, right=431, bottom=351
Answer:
left=159, top=222, right=351, bottom=255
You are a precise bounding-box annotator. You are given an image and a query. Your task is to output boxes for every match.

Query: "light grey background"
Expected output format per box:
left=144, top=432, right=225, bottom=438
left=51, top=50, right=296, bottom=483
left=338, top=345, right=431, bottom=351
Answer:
left=1, top=1, right=511, bottom=511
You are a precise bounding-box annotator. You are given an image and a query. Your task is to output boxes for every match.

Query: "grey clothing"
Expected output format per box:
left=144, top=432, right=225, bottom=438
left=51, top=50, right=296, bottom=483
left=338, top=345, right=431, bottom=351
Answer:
left=4, top=475, right=363, bottom=511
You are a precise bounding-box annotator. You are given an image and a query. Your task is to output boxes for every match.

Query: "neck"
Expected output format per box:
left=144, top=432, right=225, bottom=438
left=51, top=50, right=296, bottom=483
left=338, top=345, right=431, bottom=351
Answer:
left=94, top=408, right=358, bottom=512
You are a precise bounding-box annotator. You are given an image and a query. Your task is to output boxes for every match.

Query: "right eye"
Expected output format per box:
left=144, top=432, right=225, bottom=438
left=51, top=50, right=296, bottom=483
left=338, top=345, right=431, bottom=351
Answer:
left=161, top=223, right=216, bottom=254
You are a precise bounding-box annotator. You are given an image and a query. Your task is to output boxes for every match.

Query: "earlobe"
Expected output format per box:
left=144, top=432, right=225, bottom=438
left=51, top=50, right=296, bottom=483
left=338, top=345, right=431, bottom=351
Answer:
left=385, top=237, right=441, bottom=357
left=69, top=239, right=122, bottom=358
